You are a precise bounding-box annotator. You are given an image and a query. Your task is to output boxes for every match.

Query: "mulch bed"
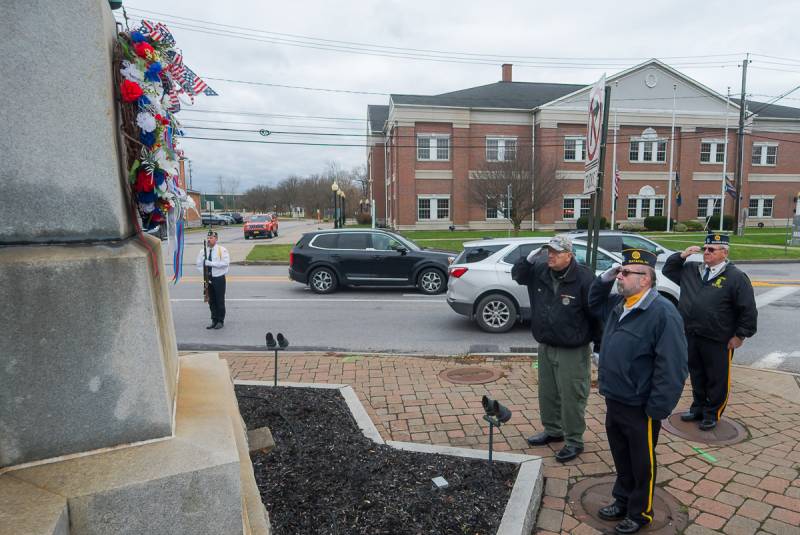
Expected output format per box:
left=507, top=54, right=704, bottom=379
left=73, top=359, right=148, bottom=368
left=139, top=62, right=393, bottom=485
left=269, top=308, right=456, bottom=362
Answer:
left=235, top=385, right=519, bottom=535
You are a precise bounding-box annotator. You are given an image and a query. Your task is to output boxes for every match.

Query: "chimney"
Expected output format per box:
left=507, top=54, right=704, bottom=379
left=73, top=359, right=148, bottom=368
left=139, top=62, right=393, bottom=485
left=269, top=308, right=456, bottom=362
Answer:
left=502, top=63, right=512, bottom=82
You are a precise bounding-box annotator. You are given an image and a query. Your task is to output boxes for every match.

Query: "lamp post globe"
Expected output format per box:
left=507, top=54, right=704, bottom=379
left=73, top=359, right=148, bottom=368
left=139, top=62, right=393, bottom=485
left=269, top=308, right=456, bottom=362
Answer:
left=331, top=182, right=339, bottom=228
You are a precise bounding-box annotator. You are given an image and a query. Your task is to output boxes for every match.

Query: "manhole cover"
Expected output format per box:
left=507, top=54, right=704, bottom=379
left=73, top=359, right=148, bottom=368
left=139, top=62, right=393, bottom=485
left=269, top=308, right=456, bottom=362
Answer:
left=439, top=366, right=504, bottom=385
left=662, top=413, right=748, bottom=446
left=567, top=476, right=688, bottom=535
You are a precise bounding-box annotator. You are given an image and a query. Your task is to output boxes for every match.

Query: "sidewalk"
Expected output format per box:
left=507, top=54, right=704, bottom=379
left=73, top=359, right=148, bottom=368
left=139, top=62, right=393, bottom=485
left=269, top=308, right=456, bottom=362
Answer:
left=218, top=351, right=800, bottom=535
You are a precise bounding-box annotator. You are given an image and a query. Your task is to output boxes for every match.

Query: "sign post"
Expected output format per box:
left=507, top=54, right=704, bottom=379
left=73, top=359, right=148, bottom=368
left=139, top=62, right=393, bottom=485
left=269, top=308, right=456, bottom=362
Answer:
left=584, top=75, right=610, bottom=270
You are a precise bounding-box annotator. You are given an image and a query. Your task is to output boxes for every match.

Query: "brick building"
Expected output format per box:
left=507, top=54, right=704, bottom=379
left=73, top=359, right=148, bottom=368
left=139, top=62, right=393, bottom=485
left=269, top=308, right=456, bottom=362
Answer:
left=366, top=59, right=800, bottom=230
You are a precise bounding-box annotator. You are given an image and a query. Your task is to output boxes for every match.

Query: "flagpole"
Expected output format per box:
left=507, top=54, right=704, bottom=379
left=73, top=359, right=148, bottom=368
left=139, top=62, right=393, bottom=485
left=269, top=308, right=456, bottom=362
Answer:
left=720, top=88, right=731, bottom=232
left=666, top=83, right=677, bottom=232
left=611, top=84, right=619, bottom=230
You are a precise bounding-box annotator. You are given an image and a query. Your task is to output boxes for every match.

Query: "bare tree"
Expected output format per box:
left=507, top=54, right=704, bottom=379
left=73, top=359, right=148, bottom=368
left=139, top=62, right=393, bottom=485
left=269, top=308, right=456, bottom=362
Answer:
left=470, top=146, right=560, bottom=234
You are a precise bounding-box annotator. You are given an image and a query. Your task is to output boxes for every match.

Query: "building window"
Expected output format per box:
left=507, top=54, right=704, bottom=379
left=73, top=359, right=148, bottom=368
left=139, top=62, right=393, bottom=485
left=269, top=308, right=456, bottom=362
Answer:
left=486, top=195, right=509, bottom=219
left=629, top=140, right=667, bottom=162
left=486, top=137, right=517, bottom=161
left=562, top=196, right=590, bottom=219
left=417, top=196, right=450, bottom=221
left=697, top=196, right=723, bottom=218
left=627, top=196, right=665, bottom=218
left=417, top=135, right=450, bottom=161
left=748, top=196, right=774, bottom=217
left=751, top=143, right=778, bottom=166
left=563, top=137, right=586, bottom=162
left=700, top=140, right=726, bottom=163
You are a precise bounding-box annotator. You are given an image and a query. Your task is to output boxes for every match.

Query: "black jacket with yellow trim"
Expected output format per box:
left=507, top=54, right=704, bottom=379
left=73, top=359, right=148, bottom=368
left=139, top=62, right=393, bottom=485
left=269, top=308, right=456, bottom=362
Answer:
left=588, top=277, right=688, bottom=420
left=662, top=253, right=757, bottom=343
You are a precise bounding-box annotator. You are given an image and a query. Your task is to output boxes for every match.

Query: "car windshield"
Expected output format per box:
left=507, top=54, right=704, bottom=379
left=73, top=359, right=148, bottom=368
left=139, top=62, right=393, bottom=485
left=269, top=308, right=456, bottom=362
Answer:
left=455, top=244, right=507, bottom=264
left=250, top=215, right=270, bottom=222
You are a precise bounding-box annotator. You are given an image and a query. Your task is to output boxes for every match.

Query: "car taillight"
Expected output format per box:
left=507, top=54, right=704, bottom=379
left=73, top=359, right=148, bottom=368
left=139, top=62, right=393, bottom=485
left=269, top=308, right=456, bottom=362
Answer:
left=289, top=252, right=294, bottom=266
left=449, top=267, right=468, bottom=278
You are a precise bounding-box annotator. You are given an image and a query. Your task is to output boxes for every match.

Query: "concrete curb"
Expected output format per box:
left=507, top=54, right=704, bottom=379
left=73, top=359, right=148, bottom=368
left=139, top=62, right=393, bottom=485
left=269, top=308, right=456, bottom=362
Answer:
left=234, top=379, right=544, bottom=535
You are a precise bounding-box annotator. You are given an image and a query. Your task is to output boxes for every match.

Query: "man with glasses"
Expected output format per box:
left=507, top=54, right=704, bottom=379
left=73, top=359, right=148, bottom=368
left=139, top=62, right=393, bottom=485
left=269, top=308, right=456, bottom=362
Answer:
left=511, top=235, right=600, bottom=463
left=663, top=233, right=757, bottom=430
left=589, top=249, right=687, bottom=534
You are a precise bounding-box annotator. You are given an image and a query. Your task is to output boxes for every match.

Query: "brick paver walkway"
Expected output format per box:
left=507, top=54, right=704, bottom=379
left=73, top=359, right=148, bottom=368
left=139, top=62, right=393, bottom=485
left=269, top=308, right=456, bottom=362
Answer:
left=220, top=351, right=800, bottom=535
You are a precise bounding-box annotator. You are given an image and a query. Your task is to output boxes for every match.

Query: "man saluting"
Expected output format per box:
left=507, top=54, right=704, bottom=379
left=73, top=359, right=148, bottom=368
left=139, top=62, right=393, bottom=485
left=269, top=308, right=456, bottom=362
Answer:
left=662, top=233, right=757, bottom=430
left=589, top=249, right=688, bottom=534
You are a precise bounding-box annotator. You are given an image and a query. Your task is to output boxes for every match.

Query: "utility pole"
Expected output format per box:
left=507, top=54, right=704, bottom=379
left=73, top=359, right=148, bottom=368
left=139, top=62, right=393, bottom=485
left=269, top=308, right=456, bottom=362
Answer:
left=733, top=53, right=750, bottom=235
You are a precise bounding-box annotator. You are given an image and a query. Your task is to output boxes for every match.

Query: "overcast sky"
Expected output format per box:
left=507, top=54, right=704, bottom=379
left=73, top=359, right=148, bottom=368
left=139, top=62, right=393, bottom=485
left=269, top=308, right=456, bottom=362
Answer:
left=116, top=1, right=800, bottom=194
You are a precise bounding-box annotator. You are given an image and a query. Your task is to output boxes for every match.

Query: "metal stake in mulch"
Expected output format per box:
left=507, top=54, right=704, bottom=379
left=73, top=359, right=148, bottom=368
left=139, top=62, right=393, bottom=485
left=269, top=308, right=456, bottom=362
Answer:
left=266, top=332, right=289, bottom=386
left=481, top=395, right=512, bottom=465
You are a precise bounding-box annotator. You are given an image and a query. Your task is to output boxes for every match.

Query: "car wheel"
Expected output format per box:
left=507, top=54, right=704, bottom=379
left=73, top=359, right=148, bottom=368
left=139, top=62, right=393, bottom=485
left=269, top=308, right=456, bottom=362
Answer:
left=309, top=267, right=338, bottom=294
left=244, top=235, right=249, bottom=240
left=475, top=294, right=517, bottom=333
left=417, top=268, right=445, bottom=295
left=266, top=231, right=273, bottom=238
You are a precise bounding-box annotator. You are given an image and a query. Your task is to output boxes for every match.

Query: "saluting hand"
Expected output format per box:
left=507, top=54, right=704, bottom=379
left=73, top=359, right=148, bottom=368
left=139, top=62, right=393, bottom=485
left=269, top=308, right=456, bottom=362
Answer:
left=681, top=245, right=702, bottom=259
left=600, top=263, right=621, bottom=282
left=727, top=336, right=743, bottom=350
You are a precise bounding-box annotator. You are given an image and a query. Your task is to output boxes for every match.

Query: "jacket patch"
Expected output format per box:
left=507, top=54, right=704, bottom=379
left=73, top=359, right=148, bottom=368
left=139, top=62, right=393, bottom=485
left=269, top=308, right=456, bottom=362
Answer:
left=712, top=276, right=726, bottom=288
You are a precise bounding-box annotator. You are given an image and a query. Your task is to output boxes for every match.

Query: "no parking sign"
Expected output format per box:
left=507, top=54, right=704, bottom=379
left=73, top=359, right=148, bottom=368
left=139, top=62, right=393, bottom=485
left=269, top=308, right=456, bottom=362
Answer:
left=584, top=74, right=606, bottom=194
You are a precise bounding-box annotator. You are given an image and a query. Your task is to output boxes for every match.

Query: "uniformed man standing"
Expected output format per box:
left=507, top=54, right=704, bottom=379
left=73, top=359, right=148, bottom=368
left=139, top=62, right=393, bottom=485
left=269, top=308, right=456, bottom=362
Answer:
left=511, top=235, right=600, bottom=463
left=196, top=230, right=230, bottom=329
left=662, top=233, right=757, bottom=430
left=589, top=249, right=688, bottom=534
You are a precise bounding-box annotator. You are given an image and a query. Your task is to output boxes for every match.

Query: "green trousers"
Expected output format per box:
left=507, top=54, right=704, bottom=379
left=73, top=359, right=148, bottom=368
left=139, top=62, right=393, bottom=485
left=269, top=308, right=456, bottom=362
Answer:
left=537, top=342, right=591, bottom=447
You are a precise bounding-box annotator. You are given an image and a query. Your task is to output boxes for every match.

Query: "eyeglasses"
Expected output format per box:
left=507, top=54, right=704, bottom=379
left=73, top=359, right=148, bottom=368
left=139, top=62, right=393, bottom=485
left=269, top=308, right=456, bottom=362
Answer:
left=703, top=246, right=723, bottom=252
left=619, top=269, right=647, bottom=277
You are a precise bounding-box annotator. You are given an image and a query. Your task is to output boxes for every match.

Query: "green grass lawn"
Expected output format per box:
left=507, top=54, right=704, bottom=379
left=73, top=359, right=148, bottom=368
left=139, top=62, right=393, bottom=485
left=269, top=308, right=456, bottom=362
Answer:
left=246, top=244, right=292, bottom=262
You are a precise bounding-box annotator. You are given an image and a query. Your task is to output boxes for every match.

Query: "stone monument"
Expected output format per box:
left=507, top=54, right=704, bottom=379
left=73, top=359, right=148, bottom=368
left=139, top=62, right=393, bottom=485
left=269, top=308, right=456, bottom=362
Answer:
left=0, top=1, right=268, bottom=533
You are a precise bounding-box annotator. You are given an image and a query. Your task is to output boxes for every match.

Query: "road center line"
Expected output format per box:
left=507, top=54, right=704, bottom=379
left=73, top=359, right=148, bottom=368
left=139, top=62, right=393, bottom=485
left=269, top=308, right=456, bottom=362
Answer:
left=755, top=286, right=800, bottom=308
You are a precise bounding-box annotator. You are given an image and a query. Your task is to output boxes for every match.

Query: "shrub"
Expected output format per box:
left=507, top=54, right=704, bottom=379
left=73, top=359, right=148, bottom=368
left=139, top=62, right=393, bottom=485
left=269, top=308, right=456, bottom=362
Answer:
left=356, top=213, right=372, bottom=225
left=576, top=216, right=610, bottom=230
left=618, top=222, right=645, bottom=231
left=707, top=215, right=734, bottom=231
left=682, top=219, right=704, bottom=231
left=674, top=223, right=688, bottom=232
left=643, top=216, right=677, bottom=231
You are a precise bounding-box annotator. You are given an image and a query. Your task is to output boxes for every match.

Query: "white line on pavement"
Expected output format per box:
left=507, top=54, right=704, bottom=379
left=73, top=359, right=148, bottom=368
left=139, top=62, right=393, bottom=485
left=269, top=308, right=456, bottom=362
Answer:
left=755, top=286, right=800, bottom=308
left=752, top=350, right=800, bottom=369
left=171, top=298, right=446, bottom=303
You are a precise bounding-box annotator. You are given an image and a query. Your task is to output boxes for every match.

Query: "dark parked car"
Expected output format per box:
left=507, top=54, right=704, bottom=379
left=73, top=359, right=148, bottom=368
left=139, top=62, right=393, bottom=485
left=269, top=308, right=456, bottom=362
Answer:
left=201, top=212, right=230, bottom=226
left=219, top=211, right=244, bottom=224
left=567, top=230, right=675, bottom=264
left=289, top=229, right=455, bottom=294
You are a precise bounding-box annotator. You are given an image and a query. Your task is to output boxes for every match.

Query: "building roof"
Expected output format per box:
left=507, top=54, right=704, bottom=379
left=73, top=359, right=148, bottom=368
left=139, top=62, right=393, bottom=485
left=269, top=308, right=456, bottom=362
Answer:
left=391, top=81, right=586, bottom=110
left=737, top=99, right=800, bottom=119
left=367, top=104, right=389, bottom=133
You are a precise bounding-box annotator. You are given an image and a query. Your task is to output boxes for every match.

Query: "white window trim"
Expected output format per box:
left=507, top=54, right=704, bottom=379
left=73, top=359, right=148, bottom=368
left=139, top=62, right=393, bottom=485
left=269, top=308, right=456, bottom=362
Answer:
left=486, top=136, right=517, bottom=162
left=626, top=195, right=666, bottom=219
left=562, top=194, right=590, bottom=220
left=563, top=136, right=586, bottom=162
left=417, top=134, right=450, bottom=161
left=629, top=138, right=667, bottom=164
left=486, top=194, right=510, bottom=219
left=748, top=195, right=775, bottom=218
left=696, top=195, right=723, bottom=218
left=700, top=139, right=727, bottom=165
left=752, top=142, right=778, bottom=167
left=417, top=194, right=451, bottom=221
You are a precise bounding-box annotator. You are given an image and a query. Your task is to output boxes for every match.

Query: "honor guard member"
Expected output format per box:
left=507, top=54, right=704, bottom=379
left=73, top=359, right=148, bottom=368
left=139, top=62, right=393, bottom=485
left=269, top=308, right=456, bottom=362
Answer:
left=511, top=235, right=601, bottom=463
left=589, top=249, right=688, bottom=534
left=196, top=230, right=230, bottom=329
left=662, top=233, right=757, bottom=430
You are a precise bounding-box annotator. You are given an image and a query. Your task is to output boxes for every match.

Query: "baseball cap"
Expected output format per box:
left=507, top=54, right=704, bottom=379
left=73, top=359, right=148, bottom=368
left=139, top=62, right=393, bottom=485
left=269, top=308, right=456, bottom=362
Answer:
left=543, top=235, right=573, bottom=253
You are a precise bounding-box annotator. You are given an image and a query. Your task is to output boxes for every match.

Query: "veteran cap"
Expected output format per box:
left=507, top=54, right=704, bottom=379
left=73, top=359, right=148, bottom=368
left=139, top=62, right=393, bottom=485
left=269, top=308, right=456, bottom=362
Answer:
left=621, top=248, right=657, bottom=268
left=207, top=230, right=218, bottom=238
left=705, top=233, right=730, bottom=246
left=543, top=235, right=573, bottom=253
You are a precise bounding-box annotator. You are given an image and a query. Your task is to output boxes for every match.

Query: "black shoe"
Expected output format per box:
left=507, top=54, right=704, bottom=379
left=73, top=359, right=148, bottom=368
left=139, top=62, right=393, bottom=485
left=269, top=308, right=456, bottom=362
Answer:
left=615, top=517, right=648, bottom=534
left=206, top=322, right=217, bottom=329
left=598, top=503, right=628, bottom=521
left=555, top=444, right=583, bottom=463
left=699, top=418, right=717, bottom=430
left=213, top=322, right=224, bottom=329
left=526, top=432, right=564, bottom=446
left=680, top=411, right=702, bottom=422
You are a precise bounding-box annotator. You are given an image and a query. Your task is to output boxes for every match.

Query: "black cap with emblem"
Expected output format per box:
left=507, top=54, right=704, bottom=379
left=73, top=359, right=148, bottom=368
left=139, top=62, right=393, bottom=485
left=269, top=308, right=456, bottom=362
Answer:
left=207, top=230, right=218, bottom=238
left=621, top=248, right=657, bottom=268
left=705, top=233, right=730, bottom=246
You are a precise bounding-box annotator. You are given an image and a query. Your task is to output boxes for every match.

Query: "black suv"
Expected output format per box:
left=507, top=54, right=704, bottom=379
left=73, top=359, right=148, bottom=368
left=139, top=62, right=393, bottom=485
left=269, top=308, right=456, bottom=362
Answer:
left=289, top=229, right=455, bottom=294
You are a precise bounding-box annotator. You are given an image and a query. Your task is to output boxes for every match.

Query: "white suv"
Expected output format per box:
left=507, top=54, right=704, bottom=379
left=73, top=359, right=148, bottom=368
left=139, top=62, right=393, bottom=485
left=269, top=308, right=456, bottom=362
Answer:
left=446, top=237, right=680, bottom=333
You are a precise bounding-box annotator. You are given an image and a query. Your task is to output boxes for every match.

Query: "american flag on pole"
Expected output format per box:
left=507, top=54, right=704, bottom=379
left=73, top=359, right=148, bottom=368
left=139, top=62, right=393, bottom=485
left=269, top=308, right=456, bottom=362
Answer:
left=725, top=175, right=737, bottom=198
left=613, top=166, right=621, bottom=199
left=179, top=65, right=218, bottom=96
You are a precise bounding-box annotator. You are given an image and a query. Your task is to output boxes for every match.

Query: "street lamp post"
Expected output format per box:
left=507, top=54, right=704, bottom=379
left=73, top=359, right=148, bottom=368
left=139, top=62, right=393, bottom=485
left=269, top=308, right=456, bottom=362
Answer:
left=341, top=192, right=346, bottom=227
left=331, top=181, right=339, bottom=228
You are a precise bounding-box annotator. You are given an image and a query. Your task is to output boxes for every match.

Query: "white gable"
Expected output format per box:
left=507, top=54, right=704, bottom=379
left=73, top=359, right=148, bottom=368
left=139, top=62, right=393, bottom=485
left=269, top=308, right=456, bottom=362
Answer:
left=544, top=60, right=738, bottom=116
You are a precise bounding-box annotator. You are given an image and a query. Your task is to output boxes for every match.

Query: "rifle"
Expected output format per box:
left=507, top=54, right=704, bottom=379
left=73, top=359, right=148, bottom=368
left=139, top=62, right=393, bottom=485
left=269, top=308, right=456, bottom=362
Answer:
left=203, top=237, right=210, bottom=303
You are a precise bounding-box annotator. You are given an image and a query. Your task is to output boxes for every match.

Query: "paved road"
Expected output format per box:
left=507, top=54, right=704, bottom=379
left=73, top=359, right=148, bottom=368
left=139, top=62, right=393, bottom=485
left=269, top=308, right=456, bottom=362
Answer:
left=169, top=262, right=800, bottom=373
